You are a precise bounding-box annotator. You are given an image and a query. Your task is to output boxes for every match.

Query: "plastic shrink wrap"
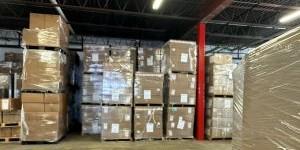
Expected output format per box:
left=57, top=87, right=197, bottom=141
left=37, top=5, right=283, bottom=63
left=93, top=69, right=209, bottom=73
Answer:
left=81, top=105, right=101, bottom=135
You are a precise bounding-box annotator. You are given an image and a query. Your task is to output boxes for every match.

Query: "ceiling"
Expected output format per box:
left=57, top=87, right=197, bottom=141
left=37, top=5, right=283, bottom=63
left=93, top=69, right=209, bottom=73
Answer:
left=0, top=0, right=299, bottom=52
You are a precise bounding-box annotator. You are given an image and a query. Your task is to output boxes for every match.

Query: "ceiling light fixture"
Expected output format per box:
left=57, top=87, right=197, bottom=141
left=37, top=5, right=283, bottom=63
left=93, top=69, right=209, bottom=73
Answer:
left=153, top=0, right=163, bottom=10
left=279, top=10, right=300, bottom=24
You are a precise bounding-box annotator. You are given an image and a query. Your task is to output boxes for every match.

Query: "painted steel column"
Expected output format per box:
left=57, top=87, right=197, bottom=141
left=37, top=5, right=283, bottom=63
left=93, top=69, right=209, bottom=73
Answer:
left=195, top=23, right=206, bottom=140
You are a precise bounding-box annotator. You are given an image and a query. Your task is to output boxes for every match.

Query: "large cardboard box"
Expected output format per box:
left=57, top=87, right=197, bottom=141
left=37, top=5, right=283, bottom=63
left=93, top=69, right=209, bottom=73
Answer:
left=0, top=127, right=11, bottom=137
left=165, top=107, right=194, bottom=138
left=134, top=106, right=163, bottom=139
left=22, top=50, right=67, bottom=93
left=207, top=54, right=232, bottom=65
left=83, top=45, right=107, bottom=73
left=137, top=48, right=161, bottom=73
left=102, top=63, right=133, bottom=104
left=2, top=110, right=21, bottom=123
left=22, top=13, right=69, bottom=48
left=82, top=74, right=103, bottom=104
left=134, top=72, right=163, bottom=104
left=162, top=40, right=197, bottom=73
left=81, top=105, right=101, bottom=135
left=101, top=106, right=131, bottom=140
left=106, top=47, right=135, bottom=63
left=167, top=73, right=196, bottom=105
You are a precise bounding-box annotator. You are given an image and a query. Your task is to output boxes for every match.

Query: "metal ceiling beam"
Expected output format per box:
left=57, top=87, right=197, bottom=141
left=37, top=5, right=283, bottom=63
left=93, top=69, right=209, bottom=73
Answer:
left=2, top=0, right=199, bottom=21
left=207, top=32, right=269, bottom=40
left=200, top=0, right=234, bottom=22
left=233, top=0, right=300, bottom=10
left=208, top=20, right=287, bottom=30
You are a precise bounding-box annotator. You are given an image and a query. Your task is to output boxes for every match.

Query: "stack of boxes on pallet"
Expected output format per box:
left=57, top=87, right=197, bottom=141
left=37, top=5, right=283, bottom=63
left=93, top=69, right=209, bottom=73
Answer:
left=162, top=40, right=197, bottom=139
left=20, top=13, right=69, bottom=143
left=101, top=47, right=134, bottom=141
left=205, top=54, right=236, bottom=140
left=134, top=47, right=164, bottom=140
left=81, top=45, right=106, bottom=135
left=0, top=52, right=23, bottom=143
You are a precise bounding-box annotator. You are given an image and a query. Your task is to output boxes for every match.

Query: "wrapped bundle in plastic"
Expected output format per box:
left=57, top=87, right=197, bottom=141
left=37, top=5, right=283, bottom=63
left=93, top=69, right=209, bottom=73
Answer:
left=81, top=105, right=101, bottom=135
left=83, top=45, right=107, bottom=73
left=134, top=106, right=163, bottom=139
left=82, top=74, right=103, bottom=104
left=162, top=40, right=197, bottom=74
left=134, top=72, right=164, bottom=104
left=105, top=47, right=135, bottom=63
left=137, top=48, right=162, bottom=73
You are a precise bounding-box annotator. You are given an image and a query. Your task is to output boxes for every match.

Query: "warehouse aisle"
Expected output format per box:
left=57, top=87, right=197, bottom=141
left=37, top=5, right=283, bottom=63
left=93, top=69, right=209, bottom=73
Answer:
left=0, top=133, right=232, bottom=150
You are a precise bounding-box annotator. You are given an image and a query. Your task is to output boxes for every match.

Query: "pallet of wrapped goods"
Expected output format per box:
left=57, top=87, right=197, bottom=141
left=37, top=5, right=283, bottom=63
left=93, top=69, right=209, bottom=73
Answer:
left=82, top=74, right=103, bottom=104
left=232, top=27, right=300, bottom=150
left=81, top=105, right=101, bottom=135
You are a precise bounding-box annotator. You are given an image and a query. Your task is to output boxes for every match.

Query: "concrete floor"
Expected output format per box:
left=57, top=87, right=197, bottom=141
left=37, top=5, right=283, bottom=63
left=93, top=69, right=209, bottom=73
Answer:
left=0, top=134, right=232, bottom=150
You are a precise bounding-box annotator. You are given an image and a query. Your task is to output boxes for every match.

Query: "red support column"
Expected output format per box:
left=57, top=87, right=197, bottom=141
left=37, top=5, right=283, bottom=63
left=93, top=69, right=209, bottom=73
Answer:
left=195, top=23, right=206, bottom=140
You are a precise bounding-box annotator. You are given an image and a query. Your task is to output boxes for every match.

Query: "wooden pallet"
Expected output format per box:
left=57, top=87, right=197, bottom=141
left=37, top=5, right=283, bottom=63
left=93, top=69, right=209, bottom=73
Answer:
left=25, top=45, right=66, bottom=52
left=164, top=137, right=194, bottom=141
left=0, top=137, right=20, bottom=143
left=134, top=137, right=164, bottom=141
left=134, top=104, right=164, bottom=107
left=1, top=122, right=20, bottom=127
left=207, top=137, right=232, bottom=141
left=101, top=138, right=132, bottom=142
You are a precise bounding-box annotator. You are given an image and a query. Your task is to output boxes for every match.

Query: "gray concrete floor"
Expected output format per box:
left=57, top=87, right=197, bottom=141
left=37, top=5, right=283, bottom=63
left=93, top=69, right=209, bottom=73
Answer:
left=0, top=134, right=232, bottom=150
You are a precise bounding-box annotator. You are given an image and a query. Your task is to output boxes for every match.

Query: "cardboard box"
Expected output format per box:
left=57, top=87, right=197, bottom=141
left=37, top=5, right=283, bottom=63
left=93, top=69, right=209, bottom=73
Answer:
left=134, top=106, right=163, bottom=139
left=101, top=106, right=131, bottom=140
left=205, top=127, right=232, bottom=139
left=167, top=73, right=196, bottom=105
left=5, top=52, right=23, bottom=63
left=2, top=110, right=21, bottom=123
left=21, top=112, right=66, bottom=142
left=134, top=72, right=164, bottom=104
left=105, top=47, right=135, bottom=63
left=102, top=63, right=133, bottom=104
left=137, top=48, right=162, bottom=73
left=82, top=74, right=102, bottom=103
left=81, top=105, right=101, bottom=134
left=162, top=40, right=197, bottom=73
left=22, top=49, right=67, bottom=93
left=166, top=107, right=194, bottom=138
left=0, top=128, right=11, bottom=137
left=83, top=45, right=107, bottom=73
left=0, top=73, right=10, bottom=98
left=208, top=54, right=232, bottom=65
left=11, top=127, right=20, bottom=137
left=0, top=98, right=21, bottom=111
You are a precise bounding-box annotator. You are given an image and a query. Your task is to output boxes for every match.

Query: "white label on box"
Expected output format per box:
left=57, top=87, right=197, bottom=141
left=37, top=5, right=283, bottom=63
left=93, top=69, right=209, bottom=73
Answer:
left=189, top=98, right=195, bottom=104
left=92, top=122, right=98, bottom=133
left=111, top=124, right=119, bottom=133
left=171, top=74, right=176, bottom=80
left=170, top=115, right=174, bottom=121
left=188, top=108, right=192, bottom=114
left=171, top=122, right=175, bottom=128
left=136, top=114, right=140, bottom=119
left=156, top=88, right=161, bottom=92
left=125, top=114, right=131, bottom=121
left=144, top=90, right=151, bottom=100
left=179, top=116, right=183, bottom=121
left=224, top=100, right=232, bottom=108
left=146, top=56, right=153, bottom=66
left=171, top=89, right=176, bottom=95
left=124, top=130, right=130, bottom=137
left=83, top=89, right=87, bottom=95
left=188, top=122, right=192, bottom=129
left=103, top=107, right=108, bottom=113
left=92, top=53, right=99, bottom=62
left=2, top=99, right=9, bottom=110
left=137, top=130, right=140, bottom=134
left=168, top=130, right=173, bottom=136
left=112, top=92, right=119, bottom=101
left=172, top=48, right=176, bottom=51
left=180, top=94, right=188, bottom=103
left=148, top=110, right=152, bottom=115
left=180, top=53, right=189, bottom=63
left=138, top=48, right=144, bottom=54
left=177, top=120, right=185, bottom=129
left=146, top=123, right=154, bottom=133
left=190, top=83, right=195, bottom=89
left=103, top=123, right=108, bottom=130
left=140, top=61, right=144, bottom=67
left=192, top=77, right=195, bottom=82
left=92, top=93, right=98, bottom=101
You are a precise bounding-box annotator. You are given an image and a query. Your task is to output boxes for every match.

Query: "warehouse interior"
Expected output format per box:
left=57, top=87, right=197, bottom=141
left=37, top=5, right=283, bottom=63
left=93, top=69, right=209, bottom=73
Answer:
left=0, top=0, right=299, bottom=150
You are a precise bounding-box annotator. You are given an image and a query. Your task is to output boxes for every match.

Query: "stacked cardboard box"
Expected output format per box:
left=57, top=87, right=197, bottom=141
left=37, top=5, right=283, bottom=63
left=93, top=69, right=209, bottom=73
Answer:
left=232, top=27, right=300, bottom=150
left=81, top=105, right=101, bottom=135
left=137, top=48, right=162, bottom=73
left=21, top=13, right=69, bottom=143
left=162, top=40, right=197, bottom=139
left=205, top=54, right=236, bottom=140
left=133, top=72, right=164, bottom=140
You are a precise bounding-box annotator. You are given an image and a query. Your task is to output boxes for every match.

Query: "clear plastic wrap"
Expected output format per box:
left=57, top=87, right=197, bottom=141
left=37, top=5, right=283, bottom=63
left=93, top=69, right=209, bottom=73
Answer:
left=167, top=73, right=196, bottom=105
left=134, top=72, right=164, bottom=104
left=162, top=40, right=197, bottom=74
left=83, top=45, right=107, bottom=73
left=21, top=49, right=67, bottom=93
left=101, top=106, right=131, bottom=140
left=0, top=74, right=10, bottom=98
left=81, top=105, right=101, bottom=135
left=137, top=47, right=162, bottom=73
left=22, top=13, right=69, bottom=48
left=21, top=93, right=67, bottom=142
left=134, top=106, right=163, bottom=139
left=232, top=27, right=300, bottom=149
left=208, top=54, right=232, bottom=64
left=205, top=97, right=233, bottom=139
left=2, top=110, right=21, bottom=123
left=165, top=107, right=194, bottom=138
left=105, top=47, right=135, bottom=63
left=82, top=74, right=103, bottom=104
left=102, top=63, right=133, bottom=104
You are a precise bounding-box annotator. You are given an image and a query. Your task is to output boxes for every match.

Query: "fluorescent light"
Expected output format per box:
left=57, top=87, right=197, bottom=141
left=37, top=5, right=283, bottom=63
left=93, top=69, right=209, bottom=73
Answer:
left=279, top=10, right=300, bottom=23
left=153, top=0, right=163, bottom=10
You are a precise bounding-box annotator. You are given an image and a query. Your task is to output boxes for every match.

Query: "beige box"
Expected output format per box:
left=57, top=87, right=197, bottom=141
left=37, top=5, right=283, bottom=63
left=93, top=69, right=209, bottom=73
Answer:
left=134, top=72, right=164, bottom=104
left=22, top=50, right=67, bottom=93
left=106, top=47, right=135, bottom=63
left=101, top=106, right=131, bottom=140
left=134, top=106, right=163, bottom=139
left=2, top=110, right=21, bottom=123
left=83, top=45, right=107, bottom=73
left=166, top=107, right=194, bottom=138
left=208, top=54, right=232, bottom=65
left=162, top=40, right=197, bottom=73
left=206, top=127, right=232, bottom=139
left=137, top=48, right=162, bottom=73
left=0, top=128, right=11, bottom=137
left=168, top=73, right=196, bottom=105
left=11, top=127, right=20, bottom=137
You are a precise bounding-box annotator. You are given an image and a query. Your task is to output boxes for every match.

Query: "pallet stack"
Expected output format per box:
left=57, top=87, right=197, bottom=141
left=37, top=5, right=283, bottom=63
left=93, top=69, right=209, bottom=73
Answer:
left=81, top=45, right=106, bottom=135
left=205, top=54, right=236, bottom=140
left=162, top=40, right=197, bottom=139
left=101, top=47, right=134, bottom=141
left=20, top=13, right=69, bottom=143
